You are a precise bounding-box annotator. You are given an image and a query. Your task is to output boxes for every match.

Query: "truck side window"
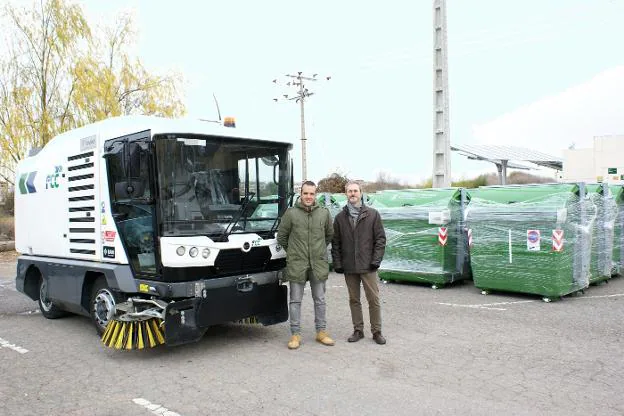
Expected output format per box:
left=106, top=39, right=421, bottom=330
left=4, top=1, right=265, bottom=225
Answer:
left=127, top=142, right=151, bottom=200
left=107, top=141, right=127, bottom=201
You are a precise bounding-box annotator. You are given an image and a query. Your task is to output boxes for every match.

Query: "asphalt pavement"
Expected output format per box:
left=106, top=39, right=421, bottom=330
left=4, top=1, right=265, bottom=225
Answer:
left=1, top=251, right=623, bottom=416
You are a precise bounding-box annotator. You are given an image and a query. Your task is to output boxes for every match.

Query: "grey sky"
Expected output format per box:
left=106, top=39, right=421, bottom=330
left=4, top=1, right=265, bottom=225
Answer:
left=37, top=1, right=624, bottom=182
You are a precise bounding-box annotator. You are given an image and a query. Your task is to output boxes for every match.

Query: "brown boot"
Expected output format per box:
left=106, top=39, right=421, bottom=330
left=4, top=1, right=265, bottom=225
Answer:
left=348, top=330, right=364, bottom=342
left=315, top=331, right=335, bottom=346
left=373, top=332, right=386, bottom=345
left=288, top=334, right=302, bottom=349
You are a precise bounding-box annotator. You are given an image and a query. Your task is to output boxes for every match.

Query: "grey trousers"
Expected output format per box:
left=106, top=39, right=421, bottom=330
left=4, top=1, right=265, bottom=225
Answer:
left=345, top=271, right=382, bottom=334
left=289, top=270, right=327, bottom=335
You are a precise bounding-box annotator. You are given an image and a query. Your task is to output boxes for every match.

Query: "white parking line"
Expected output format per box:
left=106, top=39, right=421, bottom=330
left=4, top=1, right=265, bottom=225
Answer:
left=437, top=300, right=536, bottom=311
left=0, top=282, right=16, bottom=291
left=568, top=293, right=624, bottom=300
left=0, top=336, right=29, bottom=354
left=474, top=300, right=536, bottom=307
left=16, top=309, right=40, bottom=316
left=436, top=302, right=509, bottom=311
left=437, top=292, right=624, bottom=310
left=132, top=398, right=182, bottom=416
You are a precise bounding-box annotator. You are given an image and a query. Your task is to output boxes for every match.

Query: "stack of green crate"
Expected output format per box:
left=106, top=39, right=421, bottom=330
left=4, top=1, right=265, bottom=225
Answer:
left=586, top=183, right=617, bottom=283
left=609, top=185, right=624, bottom=276
left=466, top=183, right=592, bottom=301
left=374, top=188, right=471, bottom=288
left=317, top=192, right=347, bottom=214
left=318, top=193, right=346, bottom=270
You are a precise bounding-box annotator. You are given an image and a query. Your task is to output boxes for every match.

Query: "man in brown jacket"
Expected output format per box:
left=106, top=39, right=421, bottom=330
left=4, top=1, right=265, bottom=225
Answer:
left=331, top=181, right=387, bottom=344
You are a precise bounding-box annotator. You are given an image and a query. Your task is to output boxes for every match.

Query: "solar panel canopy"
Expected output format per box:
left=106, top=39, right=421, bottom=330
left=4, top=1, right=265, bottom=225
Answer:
left=451, top=144, right=563, bottom=171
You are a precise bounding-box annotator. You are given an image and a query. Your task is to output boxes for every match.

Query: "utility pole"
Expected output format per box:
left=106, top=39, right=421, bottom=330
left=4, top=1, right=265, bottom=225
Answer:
left=273, top=72, right=330, bottom=182
left=432, top=0, right=451, bottom=188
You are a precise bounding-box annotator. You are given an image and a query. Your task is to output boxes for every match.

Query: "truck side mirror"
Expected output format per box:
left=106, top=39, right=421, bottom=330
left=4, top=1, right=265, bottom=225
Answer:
left=115, top=180, right=146, bottom=200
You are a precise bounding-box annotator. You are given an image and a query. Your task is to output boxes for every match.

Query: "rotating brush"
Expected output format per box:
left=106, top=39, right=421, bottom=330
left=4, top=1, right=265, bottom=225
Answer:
left=101, top=317, right=165, bottom=350
left=236, top=316, right=259, bottom=324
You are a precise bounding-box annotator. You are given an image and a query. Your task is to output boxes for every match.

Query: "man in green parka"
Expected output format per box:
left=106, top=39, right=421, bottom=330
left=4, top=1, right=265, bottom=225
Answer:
left=277, top=180, right=335, bottom=349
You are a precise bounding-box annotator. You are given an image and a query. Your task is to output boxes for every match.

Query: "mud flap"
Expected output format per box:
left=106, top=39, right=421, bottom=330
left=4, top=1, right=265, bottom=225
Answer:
left=255, top=284, right=288, bottom=325
left=164, top=298, right=205, bottom=347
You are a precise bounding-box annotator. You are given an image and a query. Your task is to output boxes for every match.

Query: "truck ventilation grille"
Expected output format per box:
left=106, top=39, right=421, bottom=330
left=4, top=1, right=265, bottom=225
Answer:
left=67, top=150, right=97, bottom=257
left=214, top=247, right=273, bottom=275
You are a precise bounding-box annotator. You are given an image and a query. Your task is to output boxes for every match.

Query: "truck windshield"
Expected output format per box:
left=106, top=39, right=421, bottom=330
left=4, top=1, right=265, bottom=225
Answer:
left=154, top=134, right=290, bottom=238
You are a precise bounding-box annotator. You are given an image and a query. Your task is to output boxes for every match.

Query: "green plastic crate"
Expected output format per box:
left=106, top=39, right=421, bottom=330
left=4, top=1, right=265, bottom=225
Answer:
left=372, top=188, right=471, bottom=288
left=586, top=183, right=617, bottom=283
left=466, top=183, right=591, bottom=300
left=609, top=185, right=624, bottom=276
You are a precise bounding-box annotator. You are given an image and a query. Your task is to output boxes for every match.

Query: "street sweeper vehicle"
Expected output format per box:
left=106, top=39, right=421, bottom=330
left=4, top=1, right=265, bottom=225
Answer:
left=15, top=115, right=293, bottom=349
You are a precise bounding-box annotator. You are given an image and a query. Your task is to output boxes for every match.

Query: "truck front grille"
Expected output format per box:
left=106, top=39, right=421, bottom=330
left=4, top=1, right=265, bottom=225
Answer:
left=214, top=247, right=272, bottom=275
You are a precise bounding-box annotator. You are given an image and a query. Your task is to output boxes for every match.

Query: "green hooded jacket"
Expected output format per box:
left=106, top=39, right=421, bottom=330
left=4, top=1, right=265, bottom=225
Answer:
left=277, top=200, right=333, bottom=283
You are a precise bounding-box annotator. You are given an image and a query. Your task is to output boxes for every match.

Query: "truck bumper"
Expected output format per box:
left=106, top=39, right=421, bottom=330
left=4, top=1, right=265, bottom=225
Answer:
left=163, top=282, right=288, bottom=346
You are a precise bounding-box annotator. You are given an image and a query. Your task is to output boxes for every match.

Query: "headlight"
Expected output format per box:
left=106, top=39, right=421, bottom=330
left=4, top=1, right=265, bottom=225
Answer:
left=176, top=246, right=186, bottom=256
left=202, top=248, right=210, bottom=259
left=189, top=247, right=199, bottom=258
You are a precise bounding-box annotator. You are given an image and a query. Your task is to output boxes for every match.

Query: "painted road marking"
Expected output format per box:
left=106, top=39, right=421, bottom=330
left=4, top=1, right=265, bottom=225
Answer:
left=568, top=293, right=624, bottom=300
left=437, top=293, right=624, bottom=310
left=16, top=309, right=40, bottom=316
left=133, top=398, right=182, bottom=416
left=437, top=300, right=536, bottom=311
left=0, top=282, right=17, bottom=291
left=0, top=337, right=29, bottom=354
left=436, top=303, right=508, bottom=311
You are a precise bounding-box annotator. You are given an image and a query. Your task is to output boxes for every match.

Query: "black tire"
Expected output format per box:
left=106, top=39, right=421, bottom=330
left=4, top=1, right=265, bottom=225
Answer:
left=90, top=278, right=118, bottom=335
left=38, top=276, right=66, bottom=319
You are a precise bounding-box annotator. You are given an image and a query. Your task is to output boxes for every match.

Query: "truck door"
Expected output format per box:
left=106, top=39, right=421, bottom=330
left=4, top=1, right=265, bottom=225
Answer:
left=104, top=131, right=158, bottom=278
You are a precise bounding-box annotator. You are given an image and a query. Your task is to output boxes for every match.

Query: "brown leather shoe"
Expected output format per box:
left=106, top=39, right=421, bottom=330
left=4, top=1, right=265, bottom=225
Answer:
left=372, top=332, right=386, bottom=345
left=348, top=330, right=364, bottom=342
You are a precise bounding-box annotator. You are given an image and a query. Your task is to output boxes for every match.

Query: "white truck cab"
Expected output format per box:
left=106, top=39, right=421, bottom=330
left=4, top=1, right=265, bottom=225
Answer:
left=15, top=115, right=293, bottom=347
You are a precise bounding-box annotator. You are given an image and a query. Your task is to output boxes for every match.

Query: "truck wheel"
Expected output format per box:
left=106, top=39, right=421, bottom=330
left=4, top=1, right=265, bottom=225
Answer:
left=90, top=278, right=117, bottom=335
left=38, top=276, right=66, bottom=319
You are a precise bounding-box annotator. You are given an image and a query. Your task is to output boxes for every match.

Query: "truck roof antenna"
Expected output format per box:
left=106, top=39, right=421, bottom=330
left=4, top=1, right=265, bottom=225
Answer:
left=213, top=93, right=222, bottom=122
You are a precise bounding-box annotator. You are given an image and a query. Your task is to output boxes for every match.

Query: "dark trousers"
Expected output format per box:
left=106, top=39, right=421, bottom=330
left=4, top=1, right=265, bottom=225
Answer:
left=344, top=271, right=382, bottom=334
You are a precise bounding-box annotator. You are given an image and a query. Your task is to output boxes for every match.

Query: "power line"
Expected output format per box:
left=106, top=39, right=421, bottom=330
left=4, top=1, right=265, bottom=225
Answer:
left=272, top=72, right=331, bottom=182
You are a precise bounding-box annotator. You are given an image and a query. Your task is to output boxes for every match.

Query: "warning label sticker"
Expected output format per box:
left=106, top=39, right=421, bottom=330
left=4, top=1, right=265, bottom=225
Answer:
left=552, top=230, right=564, bottom=252
left=527, top=229, right=540, bottom=251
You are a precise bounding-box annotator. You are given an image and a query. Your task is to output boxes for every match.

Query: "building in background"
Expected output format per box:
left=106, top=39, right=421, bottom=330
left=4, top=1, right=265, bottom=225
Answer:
left=562, top=135, right=624, bottom=184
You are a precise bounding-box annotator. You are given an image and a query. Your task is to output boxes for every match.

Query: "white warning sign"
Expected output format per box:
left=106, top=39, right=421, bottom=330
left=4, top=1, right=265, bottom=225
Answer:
left=527, top=229, right=540, bottom=251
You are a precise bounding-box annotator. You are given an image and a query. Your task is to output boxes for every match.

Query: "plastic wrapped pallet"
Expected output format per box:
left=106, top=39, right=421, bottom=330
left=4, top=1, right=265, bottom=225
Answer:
left=586, top=183, right=617, bottom=283
left=318, top=193, right=346, bottom=269
left=609, top=185, right=624, bottom=276
left=466, top=183, right=593, bottom=301
left=372, top=188, right=471, bottom=288
left=317, top=192, right=347, bottom=217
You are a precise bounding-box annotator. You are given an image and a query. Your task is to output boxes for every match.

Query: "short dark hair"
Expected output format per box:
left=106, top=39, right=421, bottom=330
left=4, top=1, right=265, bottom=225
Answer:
left=301, top=180, right=316, bottom=188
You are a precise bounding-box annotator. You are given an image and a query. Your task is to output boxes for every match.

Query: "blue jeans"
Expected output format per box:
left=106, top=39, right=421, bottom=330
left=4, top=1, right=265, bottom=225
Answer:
left=289, top=270, right=327, bottom=335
